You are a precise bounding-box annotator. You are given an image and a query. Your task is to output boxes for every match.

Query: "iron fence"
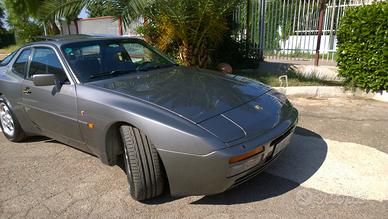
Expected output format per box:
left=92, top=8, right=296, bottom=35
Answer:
left=232, top=0, right=376, bottom=65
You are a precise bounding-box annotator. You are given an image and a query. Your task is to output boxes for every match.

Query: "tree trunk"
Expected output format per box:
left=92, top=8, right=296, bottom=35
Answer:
left=48, top=20, right=60, bottom=35
left=179, top=43, right=191, bottom=66
left=179, top=41, right=210, bottom=68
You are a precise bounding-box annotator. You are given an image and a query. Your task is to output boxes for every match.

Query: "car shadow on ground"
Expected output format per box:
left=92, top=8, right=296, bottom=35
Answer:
left=145, top=126, right=327, bottom=205
left=21, top=136, right=52, bottom=143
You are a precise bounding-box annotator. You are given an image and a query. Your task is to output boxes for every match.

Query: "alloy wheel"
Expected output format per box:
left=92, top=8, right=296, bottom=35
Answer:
left=0, top=103, right=15, bottom=136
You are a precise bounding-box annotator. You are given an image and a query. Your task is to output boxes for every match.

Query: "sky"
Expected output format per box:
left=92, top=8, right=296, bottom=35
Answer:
left=79, top=8, right=88, bottom=18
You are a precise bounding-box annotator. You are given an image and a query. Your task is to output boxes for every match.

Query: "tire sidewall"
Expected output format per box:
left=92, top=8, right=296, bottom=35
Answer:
left=123, top=144, right=137, bottom=197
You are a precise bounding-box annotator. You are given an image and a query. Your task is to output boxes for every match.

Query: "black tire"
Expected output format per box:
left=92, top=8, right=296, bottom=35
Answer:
left=120, top=125, right=165, bottom=201
left=0, top=98, right=26, bottom=142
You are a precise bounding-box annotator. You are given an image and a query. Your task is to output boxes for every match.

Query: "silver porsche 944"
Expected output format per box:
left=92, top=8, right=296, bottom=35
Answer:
left=0, top=35, right=298, bottom=201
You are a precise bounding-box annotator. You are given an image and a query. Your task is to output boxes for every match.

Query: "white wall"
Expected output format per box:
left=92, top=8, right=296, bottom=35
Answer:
left=78, top=18, right=120, bottom=36
left=60, top=17, right=142, bottom=37
left=279, top=35, right=337, bottom=54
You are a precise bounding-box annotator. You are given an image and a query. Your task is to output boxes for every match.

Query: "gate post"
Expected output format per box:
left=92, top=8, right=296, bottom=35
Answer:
left=246, top=0, right=252, bottom=55
left=314, top=0, right=327, bottom=66
left=258, top=0, right=266, bottom=61
left=118, top=16, right=124, bottom=36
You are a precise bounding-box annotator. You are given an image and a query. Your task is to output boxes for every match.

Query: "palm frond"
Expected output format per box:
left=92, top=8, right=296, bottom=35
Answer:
left=112, top=0, right=154, bottom=28
left=43, top=0, right=89, bottom=21
left=42, top=0, right=153, bottom=28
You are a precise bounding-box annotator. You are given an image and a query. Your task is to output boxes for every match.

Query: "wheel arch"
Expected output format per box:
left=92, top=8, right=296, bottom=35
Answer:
left=105, top=121, right=126, bottom=166
left=104, top=120, right=170, bottom=192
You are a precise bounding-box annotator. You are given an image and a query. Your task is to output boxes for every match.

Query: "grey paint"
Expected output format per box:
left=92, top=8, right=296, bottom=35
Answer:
left=87, top=67, right=271, bottom=123
left=0, top=36, right=298, bottom=196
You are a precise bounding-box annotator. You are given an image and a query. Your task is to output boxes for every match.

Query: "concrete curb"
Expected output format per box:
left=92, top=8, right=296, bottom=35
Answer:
left=273, top=86, right=388, bottom=102
left=373, top=91, right=388, bottom=102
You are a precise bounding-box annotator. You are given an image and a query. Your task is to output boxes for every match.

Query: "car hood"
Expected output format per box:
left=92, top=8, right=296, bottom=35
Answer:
left=198, top=91, right=297, bottom=143
left=87, top=66, right=271, bottom=123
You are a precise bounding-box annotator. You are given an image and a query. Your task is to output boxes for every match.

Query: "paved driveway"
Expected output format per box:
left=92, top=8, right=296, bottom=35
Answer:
left=1, top=97, right=387, bottom=218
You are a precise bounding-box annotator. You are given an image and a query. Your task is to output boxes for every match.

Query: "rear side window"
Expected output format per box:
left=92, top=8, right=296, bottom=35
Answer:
left=12, top=49, right=31, bottom=77
left=29, top=48, right=68, bottom=82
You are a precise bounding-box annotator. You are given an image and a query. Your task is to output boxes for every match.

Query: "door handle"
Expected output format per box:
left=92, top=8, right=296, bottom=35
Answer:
left=22, top=87, right=32, bottom=95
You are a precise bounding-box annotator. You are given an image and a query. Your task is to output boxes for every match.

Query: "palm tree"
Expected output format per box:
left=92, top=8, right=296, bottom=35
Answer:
left=43, top=0, right=240, bottom=67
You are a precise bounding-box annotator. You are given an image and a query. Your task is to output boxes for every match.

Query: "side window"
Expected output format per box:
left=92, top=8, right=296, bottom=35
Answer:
left=12, top=49, right=31, bottom=77
left=29, top=48, right=68, bottom=82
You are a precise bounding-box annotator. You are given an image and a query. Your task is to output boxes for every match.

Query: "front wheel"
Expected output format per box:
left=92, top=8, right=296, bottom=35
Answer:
left=120, top=125, right=165, bottom=201
left=0, top=98, right=26, bottom=142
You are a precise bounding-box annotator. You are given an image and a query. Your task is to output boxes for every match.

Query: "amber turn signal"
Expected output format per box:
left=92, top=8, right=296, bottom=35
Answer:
left=229, top=146, right=264, bottom=164
left=87, top=123, right=95, bottom=129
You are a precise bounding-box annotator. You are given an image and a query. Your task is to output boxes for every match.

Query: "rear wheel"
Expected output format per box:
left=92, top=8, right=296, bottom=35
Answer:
left=120, top=125, right=165, bottom=201
left=0, top=98, right=25, bottom=142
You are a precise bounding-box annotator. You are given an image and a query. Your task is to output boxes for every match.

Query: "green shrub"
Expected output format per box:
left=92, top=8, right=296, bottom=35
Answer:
left=337, top=1, right=388, bottom=92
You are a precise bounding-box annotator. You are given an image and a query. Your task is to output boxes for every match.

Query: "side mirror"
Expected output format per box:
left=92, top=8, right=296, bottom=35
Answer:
left=32, top=74, right=58, bottom=86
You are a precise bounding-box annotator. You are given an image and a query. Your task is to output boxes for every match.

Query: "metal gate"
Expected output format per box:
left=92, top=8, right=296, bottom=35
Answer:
left=232, top=0, right=375, bottom=65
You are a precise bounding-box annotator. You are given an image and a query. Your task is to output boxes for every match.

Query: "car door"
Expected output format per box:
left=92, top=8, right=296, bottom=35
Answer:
left=2, top=48, right=35, bottom=133
left=21, top=46, right=86, bottom=149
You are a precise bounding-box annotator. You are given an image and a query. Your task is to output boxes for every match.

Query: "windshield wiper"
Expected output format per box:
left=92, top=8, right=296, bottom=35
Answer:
left=137, top=63, right=178, bottom=72
left=90, top=70, right=135, bottom=79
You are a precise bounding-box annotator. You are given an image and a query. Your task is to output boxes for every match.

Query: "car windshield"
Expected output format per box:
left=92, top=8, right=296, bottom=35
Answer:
left=61, top=39, right=175, bottom=82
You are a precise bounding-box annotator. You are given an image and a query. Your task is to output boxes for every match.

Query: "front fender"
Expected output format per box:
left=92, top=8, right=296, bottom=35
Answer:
left=75, top=85, right=225, bottom=165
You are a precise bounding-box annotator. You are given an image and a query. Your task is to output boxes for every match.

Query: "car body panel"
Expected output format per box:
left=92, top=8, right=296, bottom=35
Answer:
left=160, top=116, right=297, bottom=196
left=75, top=85, right=225, bottom=159
left=21, top=79, right=86, bottom=149
left=87, top=66, right=271, bottom=123
left=0, top=36, right=299, bottom=197
left=198, top=114, right=246, bottom=142
left=223, top=92, right=294, bottom=138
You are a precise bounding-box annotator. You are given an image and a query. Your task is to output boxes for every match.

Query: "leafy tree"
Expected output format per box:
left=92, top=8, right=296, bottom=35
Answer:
left=0, top=4, right=7, bottom=33
left=3, top=0, right=43, bottom=43
left=0, top=3, right=16, bottom=48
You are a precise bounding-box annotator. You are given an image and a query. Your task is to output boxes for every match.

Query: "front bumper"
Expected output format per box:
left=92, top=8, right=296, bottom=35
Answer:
left=158, top=116, right=297, bottom=197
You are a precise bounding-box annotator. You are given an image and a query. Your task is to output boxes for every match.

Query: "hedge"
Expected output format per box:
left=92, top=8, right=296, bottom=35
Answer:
left=337, top=1, right=388, bottom=92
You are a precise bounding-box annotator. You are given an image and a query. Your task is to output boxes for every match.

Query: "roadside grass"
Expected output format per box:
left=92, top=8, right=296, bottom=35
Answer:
left=0, top=44, right=21, bottom=58
left=236, top=69, right=343, bottom=87
left=265, top=51, right=337, bottom=61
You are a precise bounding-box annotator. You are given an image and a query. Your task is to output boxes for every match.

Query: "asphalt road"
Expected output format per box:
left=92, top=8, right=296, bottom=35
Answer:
left=1, top=97, right=387, bottom=218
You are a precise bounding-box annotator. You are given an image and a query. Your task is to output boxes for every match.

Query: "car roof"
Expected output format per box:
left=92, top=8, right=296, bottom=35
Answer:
left=27, top=34, right=143, bottom=47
